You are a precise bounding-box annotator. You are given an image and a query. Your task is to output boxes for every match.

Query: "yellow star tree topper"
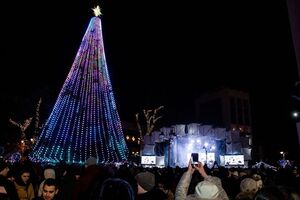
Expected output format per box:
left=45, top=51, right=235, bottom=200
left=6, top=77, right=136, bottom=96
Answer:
left=92, top=5, right=102, bottom=16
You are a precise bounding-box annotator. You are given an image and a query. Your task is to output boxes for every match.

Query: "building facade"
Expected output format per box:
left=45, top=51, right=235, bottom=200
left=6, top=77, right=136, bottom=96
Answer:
left=195, top=87, right=252, bottom=134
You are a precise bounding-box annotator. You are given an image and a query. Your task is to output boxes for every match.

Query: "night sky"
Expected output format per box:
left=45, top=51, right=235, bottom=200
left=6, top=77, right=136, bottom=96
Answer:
left=0, top=1, right=299, bottom=160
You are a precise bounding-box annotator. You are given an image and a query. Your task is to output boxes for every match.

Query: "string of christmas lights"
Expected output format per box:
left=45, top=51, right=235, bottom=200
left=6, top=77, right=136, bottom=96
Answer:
left=31, top=12, right=128, bottom=164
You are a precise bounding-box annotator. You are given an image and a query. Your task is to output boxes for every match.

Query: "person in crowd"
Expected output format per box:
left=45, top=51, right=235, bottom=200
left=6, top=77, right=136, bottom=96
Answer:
left=14, top=168, right=35, bottom=200
left=72, top=157, right=102, bottom=200
left=157, top=179, right=175, bottom=200
left=94, top=178, right=135, bottom=200
left=33, top=178, right=59, bottom=200
left=225, top=170, right=241, bottom=199
left=252, top=174, right=263, bottom=190
left=135, top=171, right=167, bottom=200
left=254, top=185, right=285, bottom=200
left=38, top=168, right=56, bottom=197
left=0, top=160, right=19, bottom=200
left=57, top=164, right=78, bottom=200
left=175, top=160, right=229, bottom=200
left=6, top=170, right=16, bottom=183
left=235, top=177, right=259, bottom=200
left=13, top=150, right=39, bottom=191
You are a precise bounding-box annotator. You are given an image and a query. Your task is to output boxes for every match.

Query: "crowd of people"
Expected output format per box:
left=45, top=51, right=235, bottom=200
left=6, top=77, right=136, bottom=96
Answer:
left=0, top=153, right=299, bottom=200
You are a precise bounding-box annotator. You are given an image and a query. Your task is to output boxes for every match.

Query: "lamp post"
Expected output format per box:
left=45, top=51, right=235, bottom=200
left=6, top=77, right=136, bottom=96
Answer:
left=203, top=142, right=209, bottom=164
left=280, top=151, right=286, bottom=160
left=292, top=111, right=300, bottom=152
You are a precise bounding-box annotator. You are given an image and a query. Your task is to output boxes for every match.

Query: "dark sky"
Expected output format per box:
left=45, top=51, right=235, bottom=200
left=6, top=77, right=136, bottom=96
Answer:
left=0, top=1, right=299, bottom=160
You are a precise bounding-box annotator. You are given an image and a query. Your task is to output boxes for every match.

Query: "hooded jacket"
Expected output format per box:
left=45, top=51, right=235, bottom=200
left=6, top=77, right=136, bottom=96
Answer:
left=38, top=169, right=56, bottom=197
left=175, top=171, right=229, bottom=200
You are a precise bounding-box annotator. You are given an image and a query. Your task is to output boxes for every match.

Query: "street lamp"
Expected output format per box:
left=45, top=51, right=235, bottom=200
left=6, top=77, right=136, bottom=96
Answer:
left=291, top=111, right=300, bottom=154
left=280, top=151, right=286, bottom=160
left=203, top=142, right=208, bottom=164
left=292, top=111, right=299, bottom=118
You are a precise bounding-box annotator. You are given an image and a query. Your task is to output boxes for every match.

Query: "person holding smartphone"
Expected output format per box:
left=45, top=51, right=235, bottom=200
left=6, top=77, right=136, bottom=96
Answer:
left=175, top=159, right=229, bottom=200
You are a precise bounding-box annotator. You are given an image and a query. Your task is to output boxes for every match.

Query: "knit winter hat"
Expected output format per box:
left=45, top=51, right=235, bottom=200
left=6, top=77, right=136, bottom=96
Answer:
left=44, top=168, right=56, bottom=179
left=252, top=174, right=263, bottom=189
left=85, top=157, right=97, bottom=166
left=195, top=180, right=219, bottom=199
left=240, top=178, right=258, bottom=193
left=232, top=171, right=239, bottom=177
left=135, top=171, right=155, bottom=191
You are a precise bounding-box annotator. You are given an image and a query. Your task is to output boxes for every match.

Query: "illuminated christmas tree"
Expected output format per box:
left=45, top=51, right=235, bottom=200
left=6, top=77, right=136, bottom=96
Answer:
left=31, top=6, right=128, bottom=164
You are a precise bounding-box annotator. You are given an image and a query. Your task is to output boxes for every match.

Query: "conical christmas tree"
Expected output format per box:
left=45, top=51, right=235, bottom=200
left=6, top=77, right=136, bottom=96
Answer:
left=31, top=6, right=128, bottom=164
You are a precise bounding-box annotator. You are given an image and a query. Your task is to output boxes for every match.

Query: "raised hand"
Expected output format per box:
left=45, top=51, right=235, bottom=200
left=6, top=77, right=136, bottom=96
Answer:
left=194, top=161, right=208, bottom=178
left=187, top=158, right=195, bottom=173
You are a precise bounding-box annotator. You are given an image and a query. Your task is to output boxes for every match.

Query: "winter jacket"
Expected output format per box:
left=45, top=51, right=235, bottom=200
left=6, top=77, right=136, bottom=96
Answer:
left=14, top=181, right=35, bottom=200
left=175, top=171, right=229, bottom=200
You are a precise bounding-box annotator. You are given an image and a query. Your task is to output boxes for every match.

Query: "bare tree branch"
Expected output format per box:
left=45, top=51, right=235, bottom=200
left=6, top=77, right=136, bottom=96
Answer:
left=9, top=117, right=33, bottom=140
left=135, top=113, right=143, bottom=139
left=34, top=97, right=43, bottom=135
left=136, top=106, right=164, bottom=138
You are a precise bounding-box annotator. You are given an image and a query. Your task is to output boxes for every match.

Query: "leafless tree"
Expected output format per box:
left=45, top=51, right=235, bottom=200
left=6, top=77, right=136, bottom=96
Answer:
left=135, top=106, right=164, bottom=139
left=9, top=117, right=33, bottom=141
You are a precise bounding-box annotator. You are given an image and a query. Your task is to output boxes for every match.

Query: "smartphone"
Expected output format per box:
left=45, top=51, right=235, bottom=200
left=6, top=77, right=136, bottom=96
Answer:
left=191, top=153, right=199, bottom=167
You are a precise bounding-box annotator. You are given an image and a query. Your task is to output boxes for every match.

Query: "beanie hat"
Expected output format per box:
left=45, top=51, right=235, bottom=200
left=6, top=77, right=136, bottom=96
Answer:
left=232, top=171, right=239, bottom=177
left=252, top=174, right=263, bottom=189
left=100, top=178, right=135, bottom=200
left=85, top=157, right=97, bottom=166
left=135, top=171, right=155, bottom=191
left=44, top=168, right=56, bottom=179
left=240, top=178, right=258, bottom=193
left=195, top=180, right=219, bottom=199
